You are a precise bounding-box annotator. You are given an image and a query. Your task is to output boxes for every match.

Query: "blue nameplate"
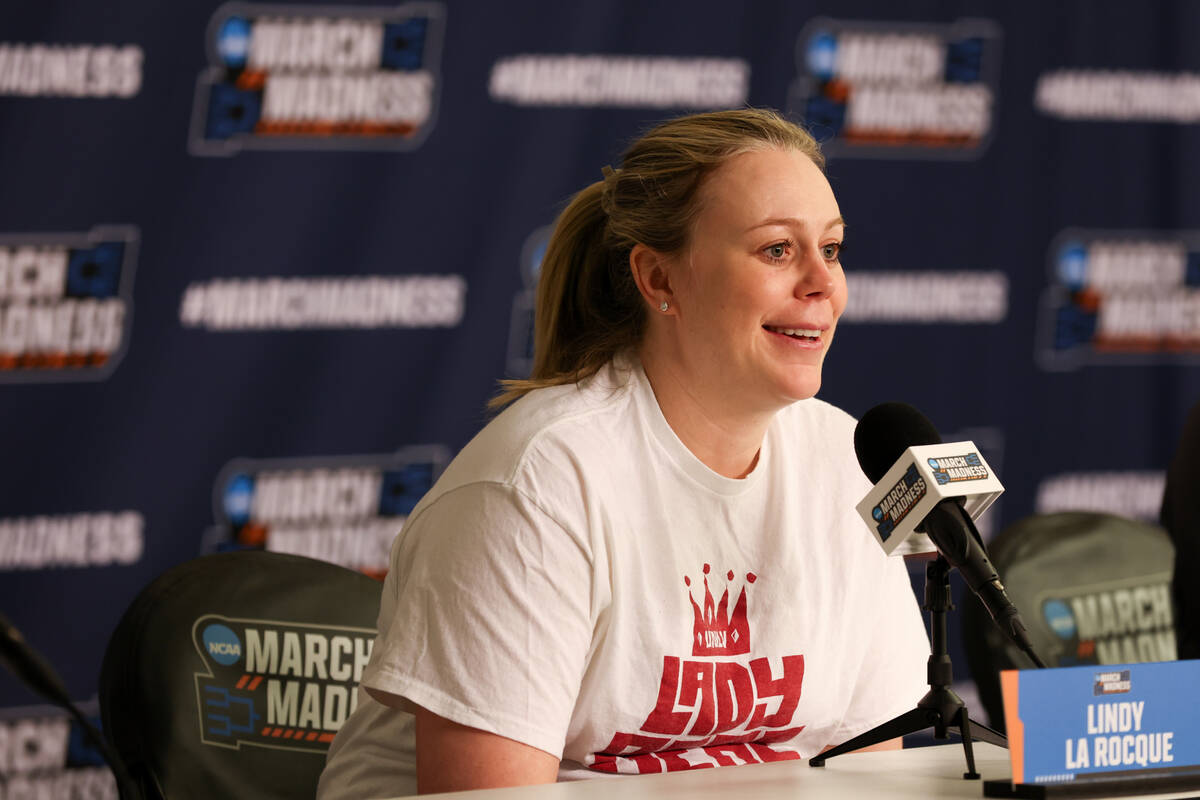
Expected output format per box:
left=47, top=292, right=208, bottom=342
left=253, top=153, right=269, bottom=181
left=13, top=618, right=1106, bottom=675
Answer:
left=1000, top=660, right=1200, bottom=787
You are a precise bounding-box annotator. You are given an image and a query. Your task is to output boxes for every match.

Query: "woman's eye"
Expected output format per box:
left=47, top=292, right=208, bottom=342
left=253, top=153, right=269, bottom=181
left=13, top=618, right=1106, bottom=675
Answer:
left=821, top=242, right=843, bottom=260
left=765, top=243, right=788, bottom=260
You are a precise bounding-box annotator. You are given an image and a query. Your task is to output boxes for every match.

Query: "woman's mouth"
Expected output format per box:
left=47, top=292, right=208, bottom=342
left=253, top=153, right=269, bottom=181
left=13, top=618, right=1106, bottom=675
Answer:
left=764, top=325, right=822, bottom=342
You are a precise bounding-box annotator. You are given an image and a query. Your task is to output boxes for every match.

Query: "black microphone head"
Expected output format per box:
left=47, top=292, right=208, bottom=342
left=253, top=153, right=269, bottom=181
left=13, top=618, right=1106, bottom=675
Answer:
left=854, top=402, right=943, bottom=483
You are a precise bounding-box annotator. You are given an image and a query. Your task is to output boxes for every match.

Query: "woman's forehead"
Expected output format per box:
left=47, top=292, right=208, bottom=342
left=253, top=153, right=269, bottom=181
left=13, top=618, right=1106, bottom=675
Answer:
left=695, top=148, right=840, bottom=232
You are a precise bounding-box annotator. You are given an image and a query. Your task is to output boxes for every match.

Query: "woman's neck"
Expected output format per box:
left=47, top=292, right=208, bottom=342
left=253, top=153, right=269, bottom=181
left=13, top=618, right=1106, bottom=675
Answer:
left=638, top=345, right=776, bottom=479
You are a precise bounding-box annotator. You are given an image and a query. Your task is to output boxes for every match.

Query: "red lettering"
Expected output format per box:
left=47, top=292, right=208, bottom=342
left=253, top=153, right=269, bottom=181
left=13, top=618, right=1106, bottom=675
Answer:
left=712, top=661, right=753, bottom=733
left=628, top=752, right=666, bottom=773
left=587, top=754, right=620, bottom=774
left=748, top=740, right=803, bottom=762
left=681, top=661, right=716, bottom=736
left=590, top=726, right=807, bottom=774
left=702, top=725, right=805, bottom=749
left=705, top=730, right=763, bottom=746
left=588, top=751, right=665, bottom=774
left=707, top=743, right=758, bottom=766
left=756, top=725, right=806, bottom=744
left=657, top=748, right=714, bottom=771
left=747, top=655, right=805, bottom=728
left=640, top=656, right=691, bottom=735
left=597, top=651, right=808, bottom=776
left=589, top=731, right=674, bottom=773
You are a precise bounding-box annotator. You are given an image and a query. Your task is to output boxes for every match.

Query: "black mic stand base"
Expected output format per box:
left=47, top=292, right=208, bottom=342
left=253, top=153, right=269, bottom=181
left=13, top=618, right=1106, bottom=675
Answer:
left=808, top=555, right=1007, bottom=779
left=808, top=688, right=1006, bottom=778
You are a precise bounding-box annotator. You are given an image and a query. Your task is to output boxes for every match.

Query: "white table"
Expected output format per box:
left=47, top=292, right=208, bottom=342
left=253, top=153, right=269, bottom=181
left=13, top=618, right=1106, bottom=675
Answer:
left=397, top=743, right=1200, bottom=799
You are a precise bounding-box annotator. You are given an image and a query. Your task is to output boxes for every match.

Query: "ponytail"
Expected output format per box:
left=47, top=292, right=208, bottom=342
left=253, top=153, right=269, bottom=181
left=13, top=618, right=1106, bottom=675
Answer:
left=490, top=180, right=645, bottom=408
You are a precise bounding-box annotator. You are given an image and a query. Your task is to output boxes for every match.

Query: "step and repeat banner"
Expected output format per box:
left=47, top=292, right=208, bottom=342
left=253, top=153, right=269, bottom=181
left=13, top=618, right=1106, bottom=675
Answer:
left=3, top=0, right=1200, bottom=793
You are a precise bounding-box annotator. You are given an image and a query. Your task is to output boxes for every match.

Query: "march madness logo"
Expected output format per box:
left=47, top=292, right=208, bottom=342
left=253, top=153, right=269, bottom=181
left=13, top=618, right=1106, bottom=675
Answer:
left=190, top=2, right=445, bottom=155
left=927, top=453, right=988, bottom=485
left=1040, top=580, right=1175, bottom=667
left=202, top=446, right=447, bottom=577
left=1037, top=230, right=1200, bottom=370
left=587, top=565, right=806, bottom=774
left=0, top=704, right=116, bottom=798
left=1094, top=670, right=1132, bottom=696
left=0, top=226, right=137, bottom=382
left=193, top=615, right=374, bottom=751
left=787, top=17, right=1001, bottom=159
left=870, top=464, right=927, bottom=541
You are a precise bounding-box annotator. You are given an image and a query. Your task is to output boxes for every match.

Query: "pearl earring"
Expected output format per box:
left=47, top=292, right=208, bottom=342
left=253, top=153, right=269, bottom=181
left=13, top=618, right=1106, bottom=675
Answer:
left=659, top=301, right=669, bottom=312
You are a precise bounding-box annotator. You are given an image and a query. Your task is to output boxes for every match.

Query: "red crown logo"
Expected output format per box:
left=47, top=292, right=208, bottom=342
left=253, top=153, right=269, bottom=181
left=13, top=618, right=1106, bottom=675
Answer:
left=684, top=564, right=756, bottom=657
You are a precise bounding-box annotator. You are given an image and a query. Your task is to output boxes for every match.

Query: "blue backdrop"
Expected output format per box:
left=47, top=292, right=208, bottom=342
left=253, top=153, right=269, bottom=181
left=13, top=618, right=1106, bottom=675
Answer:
left=2, top=0, right=1199, bottom=792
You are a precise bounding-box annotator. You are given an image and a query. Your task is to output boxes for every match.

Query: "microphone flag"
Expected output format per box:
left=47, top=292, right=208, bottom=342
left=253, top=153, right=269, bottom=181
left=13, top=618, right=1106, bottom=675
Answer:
left=856, top=441, right=1004, bottom=556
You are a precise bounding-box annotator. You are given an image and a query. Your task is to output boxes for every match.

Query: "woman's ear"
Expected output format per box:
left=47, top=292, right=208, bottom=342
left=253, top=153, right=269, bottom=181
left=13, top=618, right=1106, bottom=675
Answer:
left=629, top=243, right=676, bottom=313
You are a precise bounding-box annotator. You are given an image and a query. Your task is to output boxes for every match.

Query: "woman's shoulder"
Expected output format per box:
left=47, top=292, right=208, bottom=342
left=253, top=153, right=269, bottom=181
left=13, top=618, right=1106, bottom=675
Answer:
left=427, top=362, right=641, bottom=497
left=770, top=397, right=866, bottom=490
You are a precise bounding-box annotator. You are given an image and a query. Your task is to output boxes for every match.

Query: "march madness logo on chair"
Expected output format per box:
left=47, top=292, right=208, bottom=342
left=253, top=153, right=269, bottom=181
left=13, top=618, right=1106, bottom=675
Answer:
left=191, top=614, right=375, bottom=752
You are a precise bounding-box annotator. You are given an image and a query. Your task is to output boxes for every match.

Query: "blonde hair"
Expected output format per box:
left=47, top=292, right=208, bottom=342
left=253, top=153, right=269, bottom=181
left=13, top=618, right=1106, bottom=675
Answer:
left=492, top=108, right=824, bottom=409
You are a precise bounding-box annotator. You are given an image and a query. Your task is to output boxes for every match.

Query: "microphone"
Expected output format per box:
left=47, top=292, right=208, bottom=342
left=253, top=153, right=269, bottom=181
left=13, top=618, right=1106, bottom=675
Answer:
left=0, top=611, right=136, bottom=790
left=854, top=402, right=1045, bottom=668
left=0, top=611, right=74, bottom=706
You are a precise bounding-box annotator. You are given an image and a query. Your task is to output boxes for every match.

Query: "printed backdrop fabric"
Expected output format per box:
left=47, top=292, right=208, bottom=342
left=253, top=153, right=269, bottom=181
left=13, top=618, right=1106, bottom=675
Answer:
left=1, top=0, right=1198, bottom=792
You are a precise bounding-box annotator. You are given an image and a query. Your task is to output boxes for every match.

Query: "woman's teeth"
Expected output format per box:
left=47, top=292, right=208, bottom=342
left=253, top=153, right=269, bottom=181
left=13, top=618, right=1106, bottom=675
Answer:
left=766, top=326, right=821, bottom=339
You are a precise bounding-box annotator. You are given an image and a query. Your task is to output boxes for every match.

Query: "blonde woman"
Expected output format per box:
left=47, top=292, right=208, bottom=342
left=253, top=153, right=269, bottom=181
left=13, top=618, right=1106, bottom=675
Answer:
left=318, top=108, right=928, bottom=797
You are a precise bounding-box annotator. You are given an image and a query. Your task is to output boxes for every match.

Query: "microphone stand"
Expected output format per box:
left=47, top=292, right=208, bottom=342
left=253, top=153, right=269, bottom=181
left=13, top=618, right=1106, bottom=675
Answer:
left=0, top=611, right=136, bottom=795
left=809, top=555, right=1006, bottom=779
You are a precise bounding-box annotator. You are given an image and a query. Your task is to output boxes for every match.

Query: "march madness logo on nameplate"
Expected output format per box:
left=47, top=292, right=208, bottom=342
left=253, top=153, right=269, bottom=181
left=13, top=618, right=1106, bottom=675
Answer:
left=586, top=564, right=806, bottom=774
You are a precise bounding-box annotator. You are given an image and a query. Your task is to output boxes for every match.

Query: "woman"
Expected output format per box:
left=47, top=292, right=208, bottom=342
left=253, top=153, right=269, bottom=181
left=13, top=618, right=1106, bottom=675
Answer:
left=318, top=108, right=928, bottom=797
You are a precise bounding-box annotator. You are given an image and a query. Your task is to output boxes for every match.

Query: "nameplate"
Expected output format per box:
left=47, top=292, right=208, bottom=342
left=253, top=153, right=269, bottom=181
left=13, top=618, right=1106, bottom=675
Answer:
left=1000, top=660, right=1200, bottom=789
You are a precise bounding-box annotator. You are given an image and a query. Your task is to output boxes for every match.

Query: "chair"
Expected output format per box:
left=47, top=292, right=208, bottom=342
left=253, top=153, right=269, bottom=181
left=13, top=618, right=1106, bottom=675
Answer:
left=99, top=551, right=382, bottom=799
left=961, top=511, right=1176, bottom=731
left=1161, top=397, right=1200, bottom=660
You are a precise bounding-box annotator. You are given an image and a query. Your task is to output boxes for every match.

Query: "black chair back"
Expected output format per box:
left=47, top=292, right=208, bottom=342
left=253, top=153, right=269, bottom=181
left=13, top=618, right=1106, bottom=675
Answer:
left=962, top=511, right=1175, bottom=730
left=99, top=551, right=381, bottom=799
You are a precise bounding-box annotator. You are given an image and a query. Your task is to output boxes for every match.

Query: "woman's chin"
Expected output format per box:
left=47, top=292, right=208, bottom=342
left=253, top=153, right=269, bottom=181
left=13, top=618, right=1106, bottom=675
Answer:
left=760, top=372, right=823, bottom=409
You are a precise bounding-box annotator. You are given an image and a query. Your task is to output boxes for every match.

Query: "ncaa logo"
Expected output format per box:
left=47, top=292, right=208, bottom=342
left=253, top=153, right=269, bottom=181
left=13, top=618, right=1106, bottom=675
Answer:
left=805, top=31, right=837, bottom=80
left=223, top=472, right=255, bottom=526
left=202, top=623, right=243, bottom=666
left=1042, top=598, right=1076, bottom=639
left=216, top=16, right=252, bottom=67
left=1056, top=241, right=1088, bottom=290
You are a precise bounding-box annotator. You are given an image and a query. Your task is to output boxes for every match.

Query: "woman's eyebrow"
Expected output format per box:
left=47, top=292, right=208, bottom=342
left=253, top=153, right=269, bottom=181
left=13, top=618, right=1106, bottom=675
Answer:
left=743, top=215, right=847, bottom=233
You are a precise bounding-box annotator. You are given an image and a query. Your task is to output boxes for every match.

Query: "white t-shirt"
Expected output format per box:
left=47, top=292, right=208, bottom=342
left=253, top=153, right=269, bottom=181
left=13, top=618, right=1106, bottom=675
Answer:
left=318, top=358, right=929, bottom=799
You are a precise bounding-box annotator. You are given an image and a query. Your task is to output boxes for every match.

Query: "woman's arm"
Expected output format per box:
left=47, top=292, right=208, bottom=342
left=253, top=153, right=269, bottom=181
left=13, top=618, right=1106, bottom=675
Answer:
left=357, top=483, right=593, bottom=792
left=854, top=737, right=903, bottom=752
left=414, top=705, right=559, bottom=794
left=819, top=736, right=903, bottom=755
